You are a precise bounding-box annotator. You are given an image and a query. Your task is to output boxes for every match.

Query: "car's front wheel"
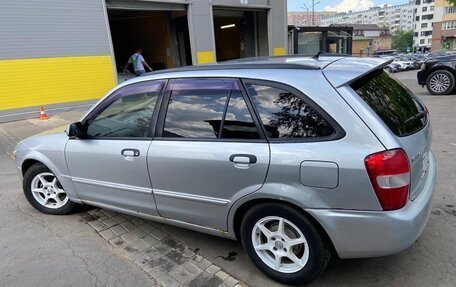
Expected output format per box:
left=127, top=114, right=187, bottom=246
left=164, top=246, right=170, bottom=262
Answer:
left=426, top=70, right=455, bottom=95
left=23, top=163, right=77, bottom=214
left=240, top=203, right=331, bottom=285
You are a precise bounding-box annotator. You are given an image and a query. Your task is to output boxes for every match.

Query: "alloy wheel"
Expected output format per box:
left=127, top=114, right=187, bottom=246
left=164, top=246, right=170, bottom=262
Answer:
left=30, top=172, right=69, bottom=209
left=251, top=216, right=309, bottom=273
left=429, top=73, right=450, bottom=93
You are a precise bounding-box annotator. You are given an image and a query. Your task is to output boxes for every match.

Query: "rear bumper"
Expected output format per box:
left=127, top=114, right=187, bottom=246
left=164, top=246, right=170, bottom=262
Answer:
left=417, top=70, right=427, bottom=86
left=307, top=151, right=436, bottom=259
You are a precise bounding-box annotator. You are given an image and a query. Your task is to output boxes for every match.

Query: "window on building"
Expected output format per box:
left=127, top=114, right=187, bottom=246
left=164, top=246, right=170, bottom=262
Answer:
left=420, top=39, right=425, bottom=44
left=421, top=23, right=428, bottom=28
left=443, top=21, right=456, bottom=30
left=422, top=7, right=427, bottom=12
left=445, top=6, right=456, bottom=14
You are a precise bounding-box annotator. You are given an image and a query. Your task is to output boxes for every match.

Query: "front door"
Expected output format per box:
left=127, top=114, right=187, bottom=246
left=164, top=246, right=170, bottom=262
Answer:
left=65, top=80, right=165, bottom=215
left=148, top=78, right=270, bottom=230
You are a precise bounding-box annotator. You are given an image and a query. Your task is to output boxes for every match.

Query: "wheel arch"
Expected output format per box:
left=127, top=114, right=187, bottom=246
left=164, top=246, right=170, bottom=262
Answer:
left=20, top=153, right=80, bottom=201
left=231, top=198, right=336, bottom=253
left=428, top=65, right=456, bottom=76
left=21, top=158, right=42, bottom=176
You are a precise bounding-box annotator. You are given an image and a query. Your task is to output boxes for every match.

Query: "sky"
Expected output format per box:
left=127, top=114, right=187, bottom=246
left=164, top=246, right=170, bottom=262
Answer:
left=288, top=0, right=409, bottom=13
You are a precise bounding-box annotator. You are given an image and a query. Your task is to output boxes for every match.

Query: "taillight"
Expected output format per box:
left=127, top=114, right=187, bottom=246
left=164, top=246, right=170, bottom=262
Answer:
left=364, top=149, right=410, bottom=211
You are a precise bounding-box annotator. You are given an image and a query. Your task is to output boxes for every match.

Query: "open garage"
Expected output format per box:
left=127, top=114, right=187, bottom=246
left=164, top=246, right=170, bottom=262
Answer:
left=213, top=8, right=269, bottom=61
left=106, top=0, right=192, bottom=77
left=0, top=0, right=286, bottom=121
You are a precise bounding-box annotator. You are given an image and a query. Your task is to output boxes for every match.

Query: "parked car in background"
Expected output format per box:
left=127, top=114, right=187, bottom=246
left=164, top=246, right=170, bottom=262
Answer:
left=418, top=54, right=456, bottom=95
left=15, top=56, right=436, bottom=285
left=385, top=62, right=401, bottom=73
left=394, top=56, right=416, bottom=70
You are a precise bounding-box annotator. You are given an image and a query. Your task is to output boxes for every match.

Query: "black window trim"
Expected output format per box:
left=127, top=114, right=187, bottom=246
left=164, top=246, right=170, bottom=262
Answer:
left=76, top=79, right=168, bottom=141
left=154, top=77, right=268, bottom=143
left=241, top=78, right=346, bottom=143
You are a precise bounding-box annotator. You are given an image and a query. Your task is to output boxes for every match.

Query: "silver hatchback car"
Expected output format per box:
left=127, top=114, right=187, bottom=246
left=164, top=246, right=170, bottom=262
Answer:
left=15, top=56, right=436, bottom=285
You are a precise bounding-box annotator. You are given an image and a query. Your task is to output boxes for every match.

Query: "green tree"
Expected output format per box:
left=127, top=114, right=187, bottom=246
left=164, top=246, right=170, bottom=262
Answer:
left=448, top=0, right=456, bottom=5
left=392, top=29, right=413, bottom=52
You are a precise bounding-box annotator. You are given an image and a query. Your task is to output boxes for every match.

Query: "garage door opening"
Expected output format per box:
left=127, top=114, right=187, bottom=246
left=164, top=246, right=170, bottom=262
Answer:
left=107, top=6, right=191, bottom=81
left=213, top=9, right=269, bottom=62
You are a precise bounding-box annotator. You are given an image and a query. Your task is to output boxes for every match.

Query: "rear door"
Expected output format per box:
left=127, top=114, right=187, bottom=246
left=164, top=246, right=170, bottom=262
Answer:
left=351, top=70, right=431, bottom=199
left=147, top=78, right=269, bottom=230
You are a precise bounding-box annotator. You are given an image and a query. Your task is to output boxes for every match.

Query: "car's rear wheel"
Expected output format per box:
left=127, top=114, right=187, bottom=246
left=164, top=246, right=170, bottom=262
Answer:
left=240, top=203, right=331, bottom=285
left=426, top=70, right=455, bottom=95
left=23, top=163, right=77, bottom=214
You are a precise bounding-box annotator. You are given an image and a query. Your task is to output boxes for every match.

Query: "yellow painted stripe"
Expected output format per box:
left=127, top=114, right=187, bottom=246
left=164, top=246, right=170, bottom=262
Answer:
left=0, top=55, right=116, bottom=111
left=273, top=47, right=286, bottom=56
left=197, top=51, right=215, bottom=65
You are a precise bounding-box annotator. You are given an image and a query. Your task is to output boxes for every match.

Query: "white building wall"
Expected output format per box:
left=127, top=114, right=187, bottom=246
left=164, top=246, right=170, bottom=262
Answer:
left=413, top=0, right=435, bottom=48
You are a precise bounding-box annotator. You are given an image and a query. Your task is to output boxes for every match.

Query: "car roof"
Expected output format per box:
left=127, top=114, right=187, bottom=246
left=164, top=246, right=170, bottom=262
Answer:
left=123, top=55, right=391, bottom=89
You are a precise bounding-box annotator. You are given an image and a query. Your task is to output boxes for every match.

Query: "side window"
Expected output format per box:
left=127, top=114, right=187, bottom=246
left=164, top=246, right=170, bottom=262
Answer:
left=245, top=83, right=335, bottom=139
left=221, top=90, right=260, bottom=139
left=162, top=78, right=238, bottom=139
left=86, top=80, right=164, bottom=138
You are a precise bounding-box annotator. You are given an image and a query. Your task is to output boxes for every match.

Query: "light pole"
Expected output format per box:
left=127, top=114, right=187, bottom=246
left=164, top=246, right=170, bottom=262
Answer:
left=302, top=1, right=320, bottom=26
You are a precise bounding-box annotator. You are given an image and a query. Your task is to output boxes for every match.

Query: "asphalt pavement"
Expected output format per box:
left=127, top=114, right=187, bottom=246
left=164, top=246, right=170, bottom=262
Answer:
left=0, top=70, right=455, bottom=287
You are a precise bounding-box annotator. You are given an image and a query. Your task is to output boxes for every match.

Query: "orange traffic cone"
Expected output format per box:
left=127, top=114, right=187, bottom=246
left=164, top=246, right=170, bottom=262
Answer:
left=39, top=106, right=49, bottom=120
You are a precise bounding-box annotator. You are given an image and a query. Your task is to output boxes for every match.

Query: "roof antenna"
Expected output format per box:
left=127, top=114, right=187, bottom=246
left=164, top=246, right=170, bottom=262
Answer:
left=312, top=51, right=324, bottom=60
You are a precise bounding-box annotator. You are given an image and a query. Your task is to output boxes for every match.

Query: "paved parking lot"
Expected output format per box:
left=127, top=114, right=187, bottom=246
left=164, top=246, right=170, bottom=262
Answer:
left=0, top=70, right=455, bottom=287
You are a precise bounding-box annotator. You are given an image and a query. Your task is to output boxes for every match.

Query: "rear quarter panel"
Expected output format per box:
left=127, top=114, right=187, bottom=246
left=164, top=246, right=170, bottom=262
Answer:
left=228, top=69, right=385, bottom=232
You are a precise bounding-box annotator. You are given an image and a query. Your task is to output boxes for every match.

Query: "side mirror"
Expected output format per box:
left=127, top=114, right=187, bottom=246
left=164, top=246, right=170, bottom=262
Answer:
left=65, top=122, right=85, bottom=138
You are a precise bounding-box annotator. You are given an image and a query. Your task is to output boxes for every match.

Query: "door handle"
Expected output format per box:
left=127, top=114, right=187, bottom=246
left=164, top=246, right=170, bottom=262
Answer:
left=121, top=149, right=140, bottom=157
left=229, top=154, right=257, bottom=164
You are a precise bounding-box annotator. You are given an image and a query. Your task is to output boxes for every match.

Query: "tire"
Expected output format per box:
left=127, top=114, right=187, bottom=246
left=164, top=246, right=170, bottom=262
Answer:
left=240, top=203, right=331, bottom=285
left=23, top=163, right=77, bottom=215
left=426, top=70, right=455, bottom=95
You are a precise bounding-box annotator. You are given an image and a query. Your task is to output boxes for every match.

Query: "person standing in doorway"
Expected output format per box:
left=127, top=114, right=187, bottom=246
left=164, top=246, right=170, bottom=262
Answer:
left=123, top=48, right=153, bottom=76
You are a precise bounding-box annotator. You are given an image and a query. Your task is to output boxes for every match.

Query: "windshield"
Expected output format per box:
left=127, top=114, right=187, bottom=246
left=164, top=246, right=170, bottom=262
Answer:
left=351, top=70, right=428, bottom=137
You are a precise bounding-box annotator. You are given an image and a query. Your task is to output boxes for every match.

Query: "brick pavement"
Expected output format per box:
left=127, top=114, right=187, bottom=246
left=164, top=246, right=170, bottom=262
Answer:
left=80, top=208, right=245, bottom=287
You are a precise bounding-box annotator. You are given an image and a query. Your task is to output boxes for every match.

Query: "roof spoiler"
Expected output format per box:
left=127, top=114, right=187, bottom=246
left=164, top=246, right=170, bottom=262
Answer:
left=323, top=58, right=393, bottom=88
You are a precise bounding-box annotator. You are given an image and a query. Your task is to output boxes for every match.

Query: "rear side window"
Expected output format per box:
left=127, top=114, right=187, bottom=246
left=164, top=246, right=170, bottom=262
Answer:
left=163, top=79, right=230, bottom=138
left=352, top=70, right=427, bottom=137
left=245, top=83, right=335, bottom=139
left=221, top=91, right=260, bottom=139
left=161, top=78, right=261, bottom=140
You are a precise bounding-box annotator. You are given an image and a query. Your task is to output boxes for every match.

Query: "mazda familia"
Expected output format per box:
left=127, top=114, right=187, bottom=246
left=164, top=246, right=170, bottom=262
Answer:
left=14, top=55, right=436, bottom=285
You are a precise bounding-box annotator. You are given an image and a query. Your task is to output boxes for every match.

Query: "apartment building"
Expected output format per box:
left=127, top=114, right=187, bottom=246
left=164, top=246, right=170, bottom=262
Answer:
left=288, top=11, right=337, bottom=26
left=413, top=0, right=435, bottom=50
left=320, top=3, right=414, bottom=34
left=431, top=0, right=456, bottom=51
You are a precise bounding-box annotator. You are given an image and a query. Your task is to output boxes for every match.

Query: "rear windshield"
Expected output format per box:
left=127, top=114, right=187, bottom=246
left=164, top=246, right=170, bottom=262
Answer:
left=352, top=70, right=427, bottom=137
